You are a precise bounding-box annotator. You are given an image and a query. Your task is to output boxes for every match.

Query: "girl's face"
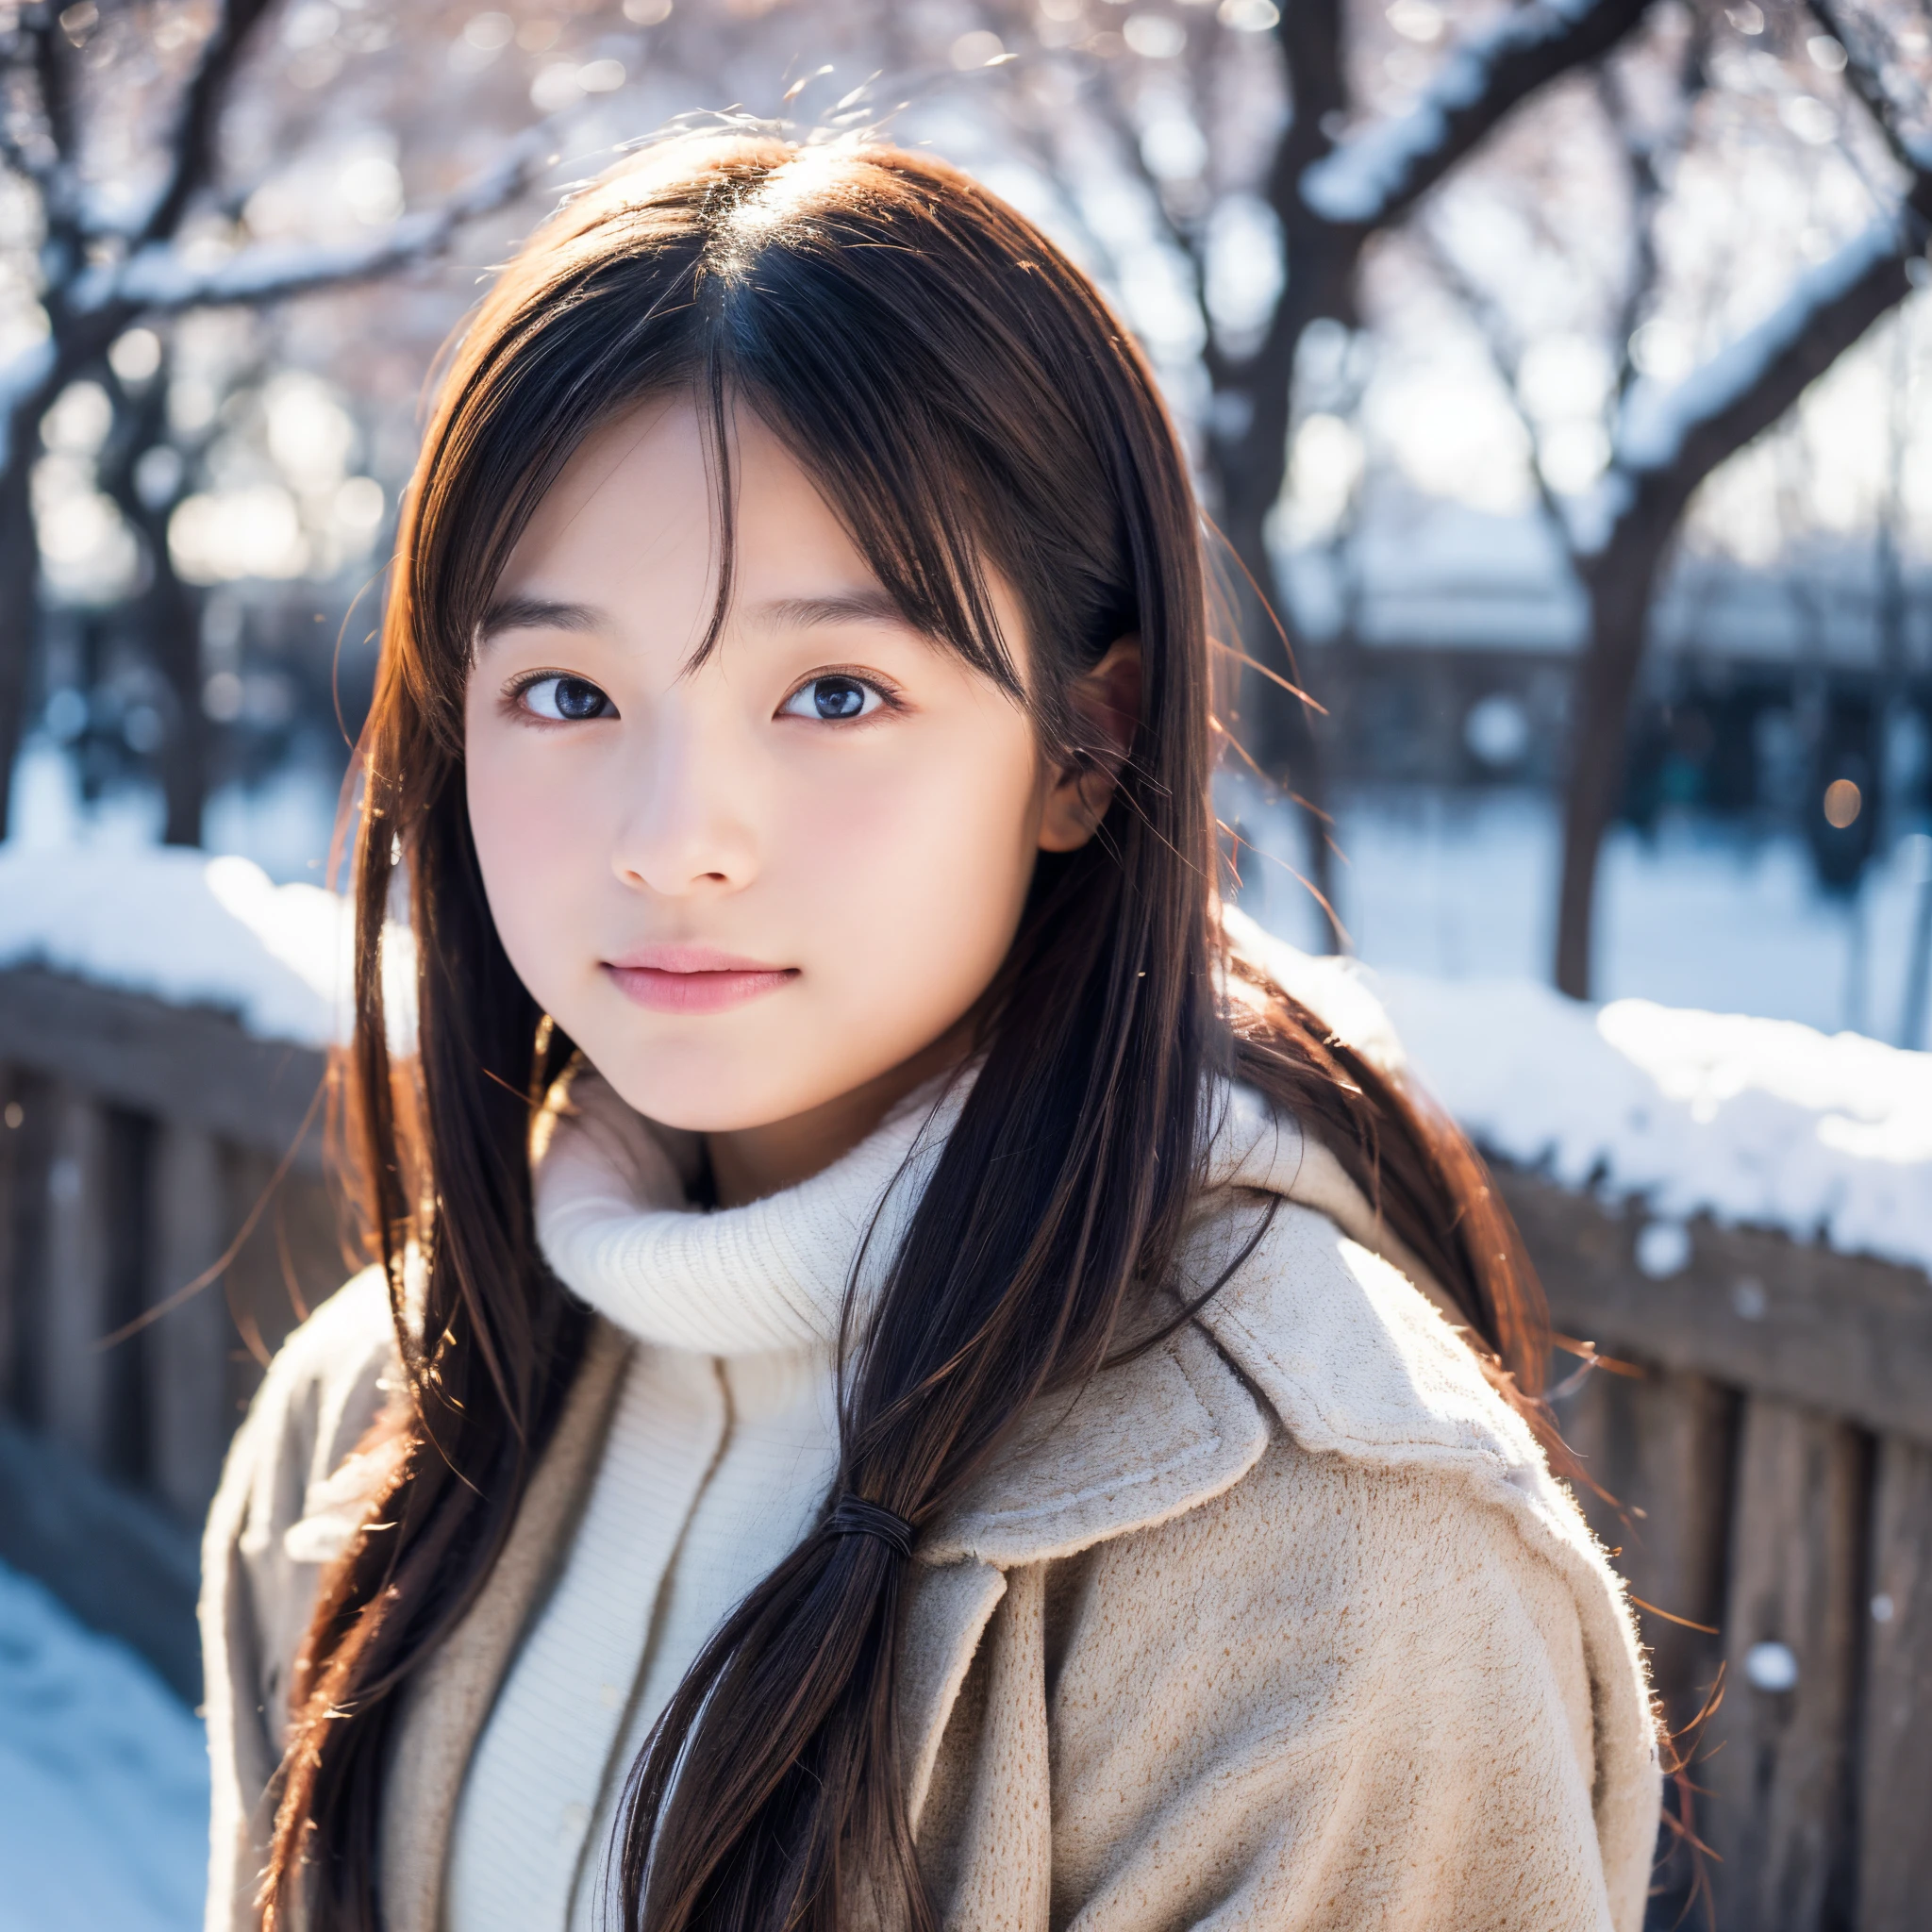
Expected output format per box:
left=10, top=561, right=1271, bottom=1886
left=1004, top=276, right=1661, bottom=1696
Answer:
left=465, top=399, right=1129, bottom=1167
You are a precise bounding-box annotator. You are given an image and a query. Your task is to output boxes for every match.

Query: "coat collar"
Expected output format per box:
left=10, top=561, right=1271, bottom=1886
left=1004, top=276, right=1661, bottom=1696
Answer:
left=921, top=1079, right=1533, bottom=1572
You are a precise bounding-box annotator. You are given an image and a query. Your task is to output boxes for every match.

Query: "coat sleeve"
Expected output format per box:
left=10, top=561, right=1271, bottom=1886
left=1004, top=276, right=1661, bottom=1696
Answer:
left=199, top=1271, right=397, bottom=1932
left=925, top=1431, right=1650, bottom=1932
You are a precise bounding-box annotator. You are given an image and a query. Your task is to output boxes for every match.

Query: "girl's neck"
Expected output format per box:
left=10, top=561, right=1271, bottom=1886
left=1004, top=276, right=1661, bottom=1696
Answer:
left=704, top=1017, right=975, bottom=1208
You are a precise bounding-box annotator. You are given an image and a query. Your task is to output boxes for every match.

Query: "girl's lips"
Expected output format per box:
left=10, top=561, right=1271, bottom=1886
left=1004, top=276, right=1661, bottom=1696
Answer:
left=602, top=949, right=799, bottom=1015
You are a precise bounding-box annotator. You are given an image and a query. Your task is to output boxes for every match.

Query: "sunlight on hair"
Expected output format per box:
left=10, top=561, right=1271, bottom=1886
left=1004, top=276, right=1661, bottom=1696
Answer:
left=725, top=138, right=858, bottom=242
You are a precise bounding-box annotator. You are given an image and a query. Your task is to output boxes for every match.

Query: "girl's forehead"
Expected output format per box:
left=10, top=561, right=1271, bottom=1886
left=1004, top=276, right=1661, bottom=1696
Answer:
left=507, top=400, right=860, bottom=591
left=493, top=395, right=1033, bottom=684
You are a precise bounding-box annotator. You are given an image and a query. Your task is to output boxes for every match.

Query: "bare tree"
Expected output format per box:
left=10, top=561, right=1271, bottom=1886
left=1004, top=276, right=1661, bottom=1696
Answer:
left=973, top=0, right=1662, bottom=924
left=0, top=0, right=551, bottom=842
left=1424, top=0, right=1930, bottom=994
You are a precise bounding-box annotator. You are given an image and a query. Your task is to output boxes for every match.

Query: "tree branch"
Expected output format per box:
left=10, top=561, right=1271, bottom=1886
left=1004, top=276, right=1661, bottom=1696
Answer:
left=1808, top=0, right=1932, bottom=222
left=1591, top=21, right=1931, bottom=551
left=1605, top=219, right=1909, bottom=522
left=1410, top=213, right=1573, bottom=535
left=2, top=2, right=82, bottom=250
left=1599, top=22, right=1704, bottom=407
left=29, top=2, right=74, bottom=177
left=93, top=130, right=551, bottom=316
left=134, top=0, right=280, bottom=247
left=1298, top=0, right=1656, bottom=229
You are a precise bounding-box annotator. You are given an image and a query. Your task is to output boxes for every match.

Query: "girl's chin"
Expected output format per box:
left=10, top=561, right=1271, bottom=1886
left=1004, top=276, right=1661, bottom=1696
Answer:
left=582, top=1053, right=829, bottom=1137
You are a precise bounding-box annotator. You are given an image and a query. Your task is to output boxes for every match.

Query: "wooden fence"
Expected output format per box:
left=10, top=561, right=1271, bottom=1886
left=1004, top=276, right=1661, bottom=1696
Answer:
left=1516, top=1176, right=1932, bottom=1930
left=0, top=966, right=341, bottom=1697
left=0, top=963, right=1926, bottom=1929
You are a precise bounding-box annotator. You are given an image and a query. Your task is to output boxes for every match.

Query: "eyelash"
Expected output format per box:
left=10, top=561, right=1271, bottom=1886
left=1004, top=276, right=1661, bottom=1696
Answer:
left=506, top=672, right=615, bottom=723
left=776, top=669, right=903, bottom=724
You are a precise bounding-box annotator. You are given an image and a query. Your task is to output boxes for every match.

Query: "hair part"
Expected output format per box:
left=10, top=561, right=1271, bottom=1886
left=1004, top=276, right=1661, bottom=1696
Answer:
left=262, top=132, right=1555, bottom=1932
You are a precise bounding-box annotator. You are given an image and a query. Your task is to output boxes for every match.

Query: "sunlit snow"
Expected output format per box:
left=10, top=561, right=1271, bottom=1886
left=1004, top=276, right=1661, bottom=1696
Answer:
left=0, top=1561, right=207, bottom=1932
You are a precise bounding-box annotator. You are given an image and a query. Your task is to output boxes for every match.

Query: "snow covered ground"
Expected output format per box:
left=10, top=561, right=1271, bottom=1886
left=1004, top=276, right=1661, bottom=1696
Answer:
left=8, top=737, right=345, bottom=891
left=11, top=738, right=1924, bottom=1042
left=0, top=1560, right=207, bottom=1932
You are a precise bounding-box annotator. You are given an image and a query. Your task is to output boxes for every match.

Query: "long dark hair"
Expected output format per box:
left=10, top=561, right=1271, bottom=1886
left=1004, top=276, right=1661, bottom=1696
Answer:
left=265, top=134, right=1555, bottom=1932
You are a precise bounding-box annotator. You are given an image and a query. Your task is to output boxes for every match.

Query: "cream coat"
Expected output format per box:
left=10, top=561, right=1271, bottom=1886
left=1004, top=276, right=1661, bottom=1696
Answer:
left=201, top=1108, right=1659, bottom=1932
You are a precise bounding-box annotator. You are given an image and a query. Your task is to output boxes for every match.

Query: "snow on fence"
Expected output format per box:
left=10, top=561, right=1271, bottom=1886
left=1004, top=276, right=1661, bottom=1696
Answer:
left=0, top=853, right=1928, bottom=1929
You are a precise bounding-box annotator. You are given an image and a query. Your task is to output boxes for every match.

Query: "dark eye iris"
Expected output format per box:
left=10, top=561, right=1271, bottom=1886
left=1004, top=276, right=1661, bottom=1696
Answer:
left=555, top=677, right=606, bottom=720
left=812, top=678, right=866, bottom=720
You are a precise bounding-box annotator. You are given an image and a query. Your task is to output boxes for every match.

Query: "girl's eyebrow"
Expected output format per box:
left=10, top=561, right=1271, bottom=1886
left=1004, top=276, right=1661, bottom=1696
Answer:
left=476, top=595, right=609, bottom=643
left=752, top=589, right=908, bottom=631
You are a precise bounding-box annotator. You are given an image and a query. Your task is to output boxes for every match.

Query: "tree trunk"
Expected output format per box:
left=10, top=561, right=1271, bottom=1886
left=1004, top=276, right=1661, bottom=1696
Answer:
left=1552, top=238, right=1916, bottom=999
left=0, top=458, right=40, bottom=843
left=0, top=321, right=124, bottom=841
left=1554, top=534, right=1674, bottom=998
left=143, top=519, right=207, bottom=846
left=1211, top=360, right=1340, bottom=936
left=1212, top=0, right=1360, bottom=943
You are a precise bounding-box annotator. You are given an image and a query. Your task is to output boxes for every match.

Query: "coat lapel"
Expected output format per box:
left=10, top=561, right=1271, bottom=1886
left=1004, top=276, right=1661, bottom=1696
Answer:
left=922, top=1319, right=1271, bottom=1570
left=897, top=1315, right=1272, bottom=1849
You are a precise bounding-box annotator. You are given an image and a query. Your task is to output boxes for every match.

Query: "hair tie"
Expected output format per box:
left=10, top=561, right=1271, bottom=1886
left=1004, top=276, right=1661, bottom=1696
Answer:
left=826, top=1496, right=915, bottom=1560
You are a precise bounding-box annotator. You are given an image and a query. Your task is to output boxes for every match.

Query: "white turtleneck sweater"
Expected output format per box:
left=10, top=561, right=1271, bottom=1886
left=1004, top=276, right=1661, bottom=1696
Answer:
left=442, top=1070, right=956, bottom=1932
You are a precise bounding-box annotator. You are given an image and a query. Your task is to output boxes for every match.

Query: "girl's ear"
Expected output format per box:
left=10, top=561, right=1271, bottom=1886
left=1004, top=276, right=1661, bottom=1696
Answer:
left=1038, top=637, right=1143, bottom=853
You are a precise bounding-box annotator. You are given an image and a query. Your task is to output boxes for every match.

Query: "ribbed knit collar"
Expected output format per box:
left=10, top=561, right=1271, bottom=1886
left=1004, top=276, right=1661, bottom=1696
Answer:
left=531, top=1065, right=967, bottom=1358
left=531, top=1061, right=1358, bottom=1366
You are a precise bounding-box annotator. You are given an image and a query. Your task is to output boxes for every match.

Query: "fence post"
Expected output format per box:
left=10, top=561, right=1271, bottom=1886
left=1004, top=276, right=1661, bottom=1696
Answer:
left=2, top=1068, right=54, bottom=1425
left=1707, top=1395, right=1867, bottom=1932
left=1559, top=1361, right=1734, bottom=1715
left=147, top=1123, right=233, bottom=1523
left=41, top=1088, right=114, bottom=1468
left=1857, top=1432, right=1932, bottom=1928
left=1556, top=1358, right=1736, bottom=1913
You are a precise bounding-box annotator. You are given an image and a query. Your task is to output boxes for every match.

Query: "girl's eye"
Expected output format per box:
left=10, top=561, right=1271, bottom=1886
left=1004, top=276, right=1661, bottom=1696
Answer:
left=519, top=675, right=613, bottom=722
left=780, top=675, right=886, bottom=723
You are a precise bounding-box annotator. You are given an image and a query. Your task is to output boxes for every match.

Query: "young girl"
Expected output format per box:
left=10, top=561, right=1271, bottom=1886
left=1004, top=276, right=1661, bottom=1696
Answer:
left=202, top=134, right=1657, bottom=1932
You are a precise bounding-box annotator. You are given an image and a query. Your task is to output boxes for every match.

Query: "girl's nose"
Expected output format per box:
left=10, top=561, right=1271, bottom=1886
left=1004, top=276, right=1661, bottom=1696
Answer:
left=610, top=708, right=758, bottom=897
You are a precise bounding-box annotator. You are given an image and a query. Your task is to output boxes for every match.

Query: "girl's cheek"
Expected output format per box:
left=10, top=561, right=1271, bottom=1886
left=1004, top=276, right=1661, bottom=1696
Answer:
left=465, top=724, right=604, bottom=1002
left=774, top=725, right=1039, bottom=1007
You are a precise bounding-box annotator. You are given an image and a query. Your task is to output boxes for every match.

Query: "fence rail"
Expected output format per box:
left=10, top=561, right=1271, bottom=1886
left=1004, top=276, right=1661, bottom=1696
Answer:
left=0, top=965, right=1925, bottom=1929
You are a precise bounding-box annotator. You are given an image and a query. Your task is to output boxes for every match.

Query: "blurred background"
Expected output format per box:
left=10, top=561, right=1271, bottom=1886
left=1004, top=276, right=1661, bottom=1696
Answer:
left=2, top=0, right=1930, bottom=1028
left=3, top=0, right=1932, bottom=1926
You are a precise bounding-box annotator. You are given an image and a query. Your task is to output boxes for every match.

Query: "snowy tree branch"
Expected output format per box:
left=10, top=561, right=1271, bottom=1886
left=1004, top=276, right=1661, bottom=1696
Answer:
left=91, top=131, right=551, bottom=316
left=132, top=0, right=279, bottom=249
left=1582, top=23, right=1931, bottom=552
left=1298, top=0, right=1655, bottom=227
left=1610, top=222, right=1907, bottom=483
left=1807, top=0, right=1932, bottom=198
